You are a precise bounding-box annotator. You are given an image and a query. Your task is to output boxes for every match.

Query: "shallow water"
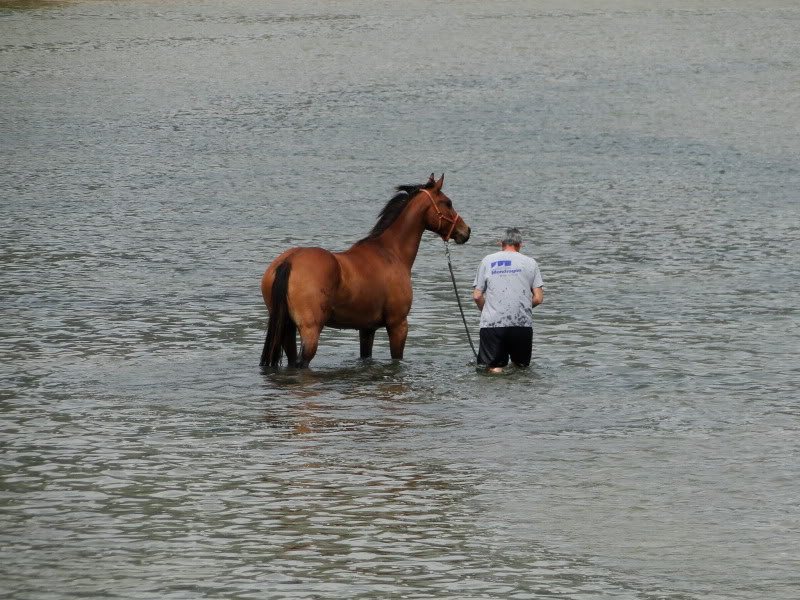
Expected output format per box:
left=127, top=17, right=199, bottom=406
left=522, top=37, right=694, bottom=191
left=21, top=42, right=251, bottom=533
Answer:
left=1, top=1, right=799, bottom=598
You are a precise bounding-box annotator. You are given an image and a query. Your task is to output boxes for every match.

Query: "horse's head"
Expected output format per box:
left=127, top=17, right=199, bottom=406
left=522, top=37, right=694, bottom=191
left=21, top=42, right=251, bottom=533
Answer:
left=420, top=173, right=471, bottom=244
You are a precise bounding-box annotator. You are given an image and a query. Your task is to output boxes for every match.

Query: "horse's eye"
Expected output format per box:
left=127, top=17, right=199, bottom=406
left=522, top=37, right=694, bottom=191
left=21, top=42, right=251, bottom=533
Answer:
left=444, top=200, right=453, bottom=208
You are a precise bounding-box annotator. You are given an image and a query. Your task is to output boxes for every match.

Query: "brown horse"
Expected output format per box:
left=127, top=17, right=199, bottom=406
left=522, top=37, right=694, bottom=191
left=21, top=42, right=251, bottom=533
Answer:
left=260, top=174, right=471, bottom=368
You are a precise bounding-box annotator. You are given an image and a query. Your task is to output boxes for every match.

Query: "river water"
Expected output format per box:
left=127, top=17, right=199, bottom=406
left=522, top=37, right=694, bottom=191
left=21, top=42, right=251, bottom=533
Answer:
left=1, top=1, right=798, bottom=598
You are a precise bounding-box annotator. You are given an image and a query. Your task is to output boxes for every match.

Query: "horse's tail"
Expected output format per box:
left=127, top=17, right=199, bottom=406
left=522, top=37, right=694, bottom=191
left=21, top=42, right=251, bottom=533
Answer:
left=261, top=261, right=294, bottom=367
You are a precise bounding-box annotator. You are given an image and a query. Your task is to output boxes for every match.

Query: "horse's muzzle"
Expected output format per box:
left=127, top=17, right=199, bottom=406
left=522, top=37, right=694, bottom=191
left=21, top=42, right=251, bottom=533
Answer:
left=453, top=226, right=471, bottom=244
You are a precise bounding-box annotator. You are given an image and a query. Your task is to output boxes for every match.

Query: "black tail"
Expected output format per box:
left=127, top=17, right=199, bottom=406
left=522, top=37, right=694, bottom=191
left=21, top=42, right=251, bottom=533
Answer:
left=260, top=262, right=295, bottom=367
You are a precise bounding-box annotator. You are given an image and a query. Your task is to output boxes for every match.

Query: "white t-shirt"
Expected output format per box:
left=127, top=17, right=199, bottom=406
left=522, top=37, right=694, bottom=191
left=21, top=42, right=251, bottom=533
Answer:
left=473, top=250, right=544, bottom=328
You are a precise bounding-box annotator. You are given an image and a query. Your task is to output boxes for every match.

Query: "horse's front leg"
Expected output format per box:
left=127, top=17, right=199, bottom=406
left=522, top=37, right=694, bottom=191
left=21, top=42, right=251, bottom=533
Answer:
left=386, top=319, right=408, bottom=360
left=359, top=328, right=376, bottom=359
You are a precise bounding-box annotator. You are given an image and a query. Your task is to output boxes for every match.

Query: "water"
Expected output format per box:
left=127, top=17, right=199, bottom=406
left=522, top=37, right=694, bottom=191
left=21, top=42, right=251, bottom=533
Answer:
left=1, top=1, right=798, bottom=598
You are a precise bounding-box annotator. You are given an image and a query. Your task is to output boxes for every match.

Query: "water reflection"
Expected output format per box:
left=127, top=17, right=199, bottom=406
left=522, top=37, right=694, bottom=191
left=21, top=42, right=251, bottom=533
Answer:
left=261, top=362, right=417, bottom=435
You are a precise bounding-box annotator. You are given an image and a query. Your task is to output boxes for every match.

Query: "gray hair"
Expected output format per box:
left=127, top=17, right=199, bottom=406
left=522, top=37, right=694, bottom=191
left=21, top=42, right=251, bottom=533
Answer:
left=501, top=227, right=523, bottom=247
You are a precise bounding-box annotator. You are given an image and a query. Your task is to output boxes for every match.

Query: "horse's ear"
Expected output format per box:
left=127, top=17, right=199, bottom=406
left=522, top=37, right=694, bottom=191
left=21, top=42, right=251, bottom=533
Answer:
left=433, top=173, right=444, bottom=192
left=428, top=173, right=435, bottom=185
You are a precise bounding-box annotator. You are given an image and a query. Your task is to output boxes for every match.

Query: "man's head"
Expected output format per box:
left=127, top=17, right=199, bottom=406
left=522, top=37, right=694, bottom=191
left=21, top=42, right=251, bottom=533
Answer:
left=501, top=227, right=522, bottom=250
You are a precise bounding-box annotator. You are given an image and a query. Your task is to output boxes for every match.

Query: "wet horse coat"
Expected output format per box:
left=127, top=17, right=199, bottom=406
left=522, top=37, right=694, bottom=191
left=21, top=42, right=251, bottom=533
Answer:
left=260, top=174, right=470, bottom=367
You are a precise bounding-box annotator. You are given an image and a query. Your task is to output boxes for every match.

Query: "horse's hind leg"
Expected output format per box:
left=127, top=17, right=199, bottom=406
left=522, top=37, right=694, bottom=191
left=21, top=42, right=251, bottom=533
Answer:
left=359, top=328, right=376, bottom=359
left=283, top=247, right=339, bottom=367
left=297, top=324, right=322, bottom=368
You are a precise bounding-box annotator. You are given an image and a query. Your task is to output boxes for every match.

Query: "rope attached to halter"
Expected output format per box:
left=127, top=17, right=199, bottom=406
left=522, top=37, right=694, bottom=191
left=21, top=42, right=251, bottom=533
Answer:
left=443, top=241, right=479, bottom=361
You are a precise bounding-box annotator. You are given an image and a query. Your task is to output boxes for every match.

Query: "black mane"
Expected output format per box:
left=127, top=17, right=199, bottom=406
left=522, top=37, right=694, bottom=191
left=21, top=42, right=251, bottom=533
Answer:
left=358, top=180, right=435, bottom=242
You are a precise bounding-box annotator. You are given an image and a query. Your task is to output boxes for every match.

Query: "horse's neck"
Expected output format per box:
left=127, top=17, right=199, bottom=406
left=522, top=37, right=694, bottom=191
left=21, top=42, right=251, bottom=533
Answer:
left=376, top=201, right=427, bottom=268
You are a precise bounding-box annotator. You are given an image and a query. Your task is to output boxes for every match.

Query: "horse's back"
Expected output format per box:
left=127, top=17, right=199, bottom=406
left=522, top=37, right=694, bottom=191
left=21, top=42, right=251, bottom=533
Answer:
left=261, top=243, right=411, bottom=330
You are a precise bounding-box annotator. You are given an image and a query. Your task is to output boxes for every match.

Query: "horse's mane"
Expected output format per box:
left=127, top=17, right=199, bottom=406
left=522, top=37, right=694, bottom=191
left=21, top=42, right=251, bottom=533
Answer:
left=358, top=179, right=435, bottom=243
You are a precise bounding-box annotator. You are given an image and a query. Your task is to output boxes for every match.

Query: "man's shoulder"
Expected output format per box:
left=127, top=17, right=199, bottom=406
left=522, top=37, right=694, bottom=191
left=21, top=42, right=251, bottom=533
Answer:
left=511, top=252, right=537, bottom=266
left=480, top=251, right=505, bottom=265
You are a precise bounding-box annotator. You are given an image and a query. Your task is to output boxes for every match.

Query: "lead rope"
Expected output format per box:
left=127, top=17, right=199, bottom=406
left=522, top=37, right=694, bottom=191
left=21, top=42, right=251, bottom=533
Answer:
left=443, top=240, right=479, bottom=361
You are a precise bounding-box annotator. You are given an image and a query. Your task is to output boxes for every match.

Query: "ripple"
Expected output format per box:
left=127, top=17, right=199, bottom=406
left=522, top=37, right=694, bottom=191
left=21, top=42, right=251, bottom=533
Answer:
left=2, top=1, right=799, bottom=598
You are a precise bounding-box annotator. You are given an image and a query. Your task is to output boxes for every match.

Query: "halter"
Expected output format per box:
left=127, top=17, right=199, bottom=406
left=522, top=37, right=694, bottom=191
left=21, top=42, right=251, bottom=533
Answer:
left=419, top=188, right=460, bottom=242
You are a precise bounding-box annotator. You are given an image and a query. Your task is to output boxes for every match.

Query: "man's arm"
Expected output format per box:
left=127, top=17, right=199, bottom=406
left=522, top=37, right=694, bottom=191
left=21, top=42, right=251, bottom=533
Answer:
left=472, top=288, right=485, bottom=311
left=532, top=286, right=544, bottom=307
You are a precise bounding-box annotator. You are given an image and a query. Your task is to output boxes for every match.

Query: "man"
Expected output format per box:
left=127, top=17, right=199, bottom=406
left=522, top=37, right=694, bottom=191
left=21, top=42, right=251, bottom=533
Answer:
left=472, top=227, right=544, bottom=372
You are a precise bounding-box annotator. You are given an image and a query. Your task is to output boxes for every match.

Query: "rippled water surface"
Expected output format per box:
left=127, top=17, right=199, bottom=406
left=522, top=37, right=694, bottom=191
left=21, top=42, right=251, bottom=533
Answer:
left=2, top=1, right=799, bottom=598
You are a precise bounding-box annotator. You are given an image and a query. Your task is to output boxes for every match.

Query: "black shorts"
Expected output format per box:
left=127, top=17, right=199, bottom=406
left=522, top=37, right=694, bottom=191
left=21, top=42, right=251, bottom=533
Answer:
left=478, top=327, right=533, bottom=368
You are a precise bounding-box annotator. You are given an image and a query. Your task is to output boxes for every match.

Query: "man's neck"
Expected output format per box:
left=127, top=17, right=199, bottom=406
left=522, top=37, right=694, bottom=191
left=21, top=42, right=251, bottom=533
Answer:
left=501, top=245, right=521, bottom=253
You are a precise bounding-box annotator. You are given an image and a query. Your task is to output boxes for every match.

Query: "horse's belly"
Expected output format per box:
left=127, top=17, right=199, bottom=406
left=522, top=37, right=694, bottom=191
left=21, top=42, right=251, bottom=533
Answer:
left=325, top=313, right=384, bottom=330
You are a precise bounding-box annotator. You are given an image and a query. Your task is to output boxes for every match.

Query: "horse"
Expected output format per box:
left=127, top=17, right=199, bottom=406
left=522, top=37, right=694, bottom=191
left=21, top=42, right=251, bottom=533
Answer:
left=260, top=173, right=471, bottom=368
